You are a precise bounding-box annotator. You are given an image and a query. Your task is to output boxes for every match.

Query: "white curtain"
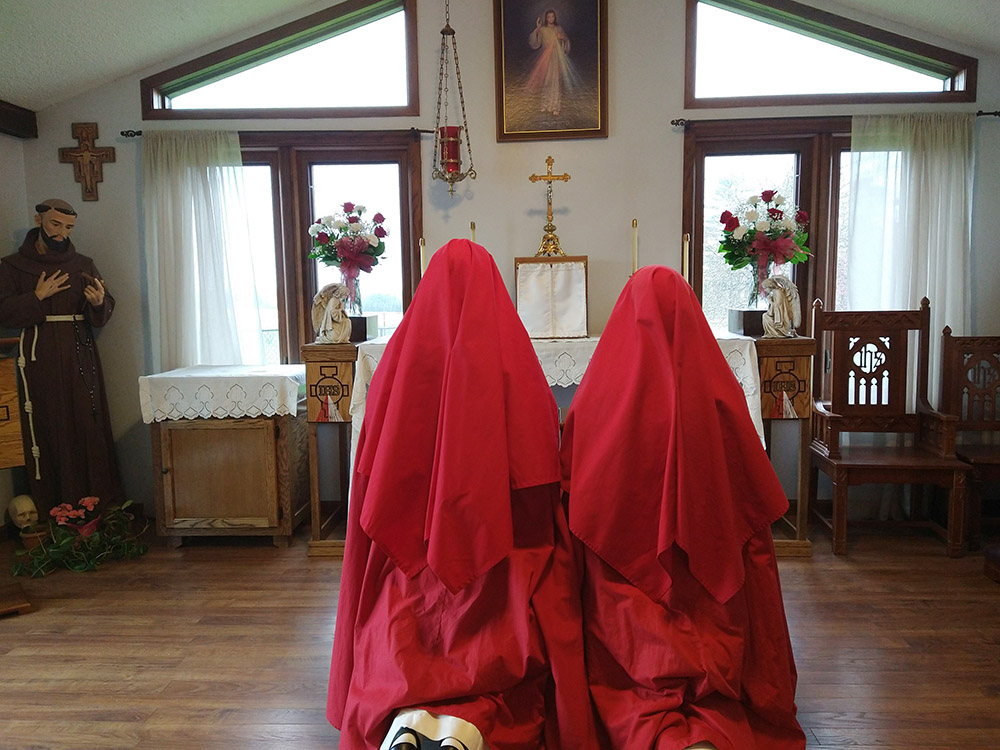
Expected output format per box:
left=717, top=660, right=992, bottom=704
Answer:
left=845, top=113, right=974, bottom=521
left=846, top=112, right=975, bottom=401
left=142, top=130, right=265, bottom=371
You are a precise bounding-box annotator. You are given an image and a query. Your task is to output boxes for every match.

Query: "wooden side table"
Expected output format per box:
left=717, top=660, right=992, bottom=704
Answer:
left=301, top=342, right=357, bottom=557
left=755, top=336, right=814, bottom=556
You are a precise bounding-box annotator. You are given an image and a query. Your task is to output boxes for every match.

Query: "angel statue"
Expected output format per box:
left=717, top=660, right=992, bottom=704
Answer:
left=312, top=283, right=352, bottom=344
left=761, top=275, right=801, bottom=338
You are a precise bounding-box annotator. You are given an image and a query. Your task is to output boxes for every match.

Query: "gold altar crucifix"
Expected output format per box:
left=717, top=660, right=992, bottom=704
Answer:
left=58, top=122, right=116, bottom=202
left=528, top=155, right=571, bottom=256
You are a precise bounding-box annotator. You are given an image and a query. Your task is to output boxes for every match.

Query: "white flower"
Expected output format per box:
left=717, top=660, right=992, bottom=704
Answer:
left=307, top=223, right=322, bottom=237
left=366, top=234, right=379, bottom=247
left=733, top=225, right=748, bottom=240
left=354, top=205, right=366, bottom=215
left=781, top=217, right=797, bottom=231
left=348, top=222, right=362, bottom=234
left=747, top=194, right=760, bottom=206
left=774, top=194, right=786, bottom=206
left=320, top=215, right=337, bottom=225
left=745, top=209, right=759, bottom=223
left=755, top=220, right=771, bottom=233
left=333, top=220, right=348, bottom=231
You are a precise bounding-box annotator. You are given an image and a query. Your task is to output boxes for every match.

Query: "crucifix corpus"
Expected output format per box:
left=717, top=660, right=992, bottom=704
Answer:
left=528, top=155, right=570, bottom=256
left=58, top=123, right=115, bottom=202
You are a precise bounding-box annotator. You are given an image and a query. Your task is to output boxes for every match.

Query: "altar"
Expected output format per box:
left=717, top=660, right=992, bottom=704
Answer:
left=350, top=332, right=766, bottom=468
left=138, top=365, right=309, bottom=546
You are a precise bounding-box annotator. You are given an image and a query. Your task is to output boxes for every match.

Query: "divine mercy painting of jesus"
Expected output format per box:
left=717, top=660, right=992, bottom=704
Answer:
left=494, top=0, right=608, bottom=141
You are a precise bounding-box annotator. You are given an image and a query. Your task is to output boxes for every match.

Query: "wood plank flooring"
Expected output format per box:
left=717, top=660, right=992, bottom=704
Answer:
left=1, top=525, right=998, bottom=749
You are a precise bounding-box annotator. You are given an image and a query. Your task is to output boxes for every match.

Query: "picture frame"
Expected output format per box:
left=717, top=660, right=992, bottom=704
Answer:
left=493, top=0, right=608, bottom=142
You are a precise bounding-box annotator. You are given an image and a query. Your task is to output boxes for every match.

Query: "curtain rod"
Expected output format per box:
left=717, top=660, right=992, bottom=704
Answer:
left=670, top=111, right=999, bottom=129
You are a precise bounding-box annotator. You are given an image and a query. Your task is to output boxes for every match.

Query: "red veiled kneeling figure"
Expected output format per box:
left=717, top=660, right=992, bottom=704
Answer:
left=560, top=266, right=806, bottom=750
left=328, top=239, right=596, bottom=750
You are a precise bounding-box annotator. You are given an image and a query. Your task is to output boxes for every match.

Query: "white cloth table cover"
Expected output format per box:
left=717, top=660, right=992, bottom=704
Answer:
left=138, top=364, right=306, bottom=423
left=350, top=334, right=766, bottom=468
left=516, top=261, right=589, bottom=338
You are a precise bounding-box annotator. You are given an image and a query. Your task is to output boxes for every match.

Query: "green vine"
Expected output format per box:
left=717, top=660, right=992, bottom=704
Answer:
left=12, top=500, right=149, bottom=578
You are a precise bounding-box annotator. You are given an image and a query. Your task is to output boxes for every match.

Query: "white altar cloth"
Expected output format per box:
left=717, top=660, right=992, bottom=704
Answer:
left=138, top=364, right=306, bottom=423
left=350, top=334, right=765, bottom=465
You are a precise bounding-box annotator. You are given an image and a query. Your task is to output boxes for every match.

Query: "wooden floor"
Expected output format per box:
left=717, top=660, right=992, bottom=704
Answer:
left=1, top=525, right=998, bottom=749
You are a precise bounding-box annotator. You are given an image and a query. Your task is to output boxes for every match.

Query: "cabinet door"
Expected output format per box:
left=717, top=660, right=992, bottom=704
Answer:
left=160, top=418, right=278, bottom=529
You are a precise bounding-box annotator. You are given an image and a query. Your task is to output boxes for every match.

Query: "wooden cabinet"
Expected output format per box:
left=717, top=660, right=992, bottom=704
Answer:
left=151, top=409, right=308, bottom=547
left=0, top=355, right=24, bottom=469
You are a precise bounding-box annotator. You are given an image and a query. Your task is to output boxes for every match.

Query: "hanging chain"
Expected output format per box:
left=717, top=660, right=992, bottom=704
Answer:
left=451, top=33, right=475, bottom=178
left=431, top=0, right=476, bottom=189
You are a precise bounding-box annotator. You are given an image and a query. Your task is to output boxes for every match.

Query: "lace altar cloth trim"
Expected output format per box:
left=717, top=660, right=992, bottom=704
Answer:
left=138, top=364, right=306, bottom=423
left=351, top=334, right=765, bottom=453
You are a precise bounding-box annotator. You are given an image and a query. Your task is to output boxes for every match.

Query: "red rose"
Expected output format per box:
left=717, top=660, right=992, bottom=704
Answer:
left=316, top=231, right=329, bottom=244
left=719, top=210, right=734, bottom=225
left=347, top=215, right=360, bottom=224
left=373, top=213, right=386, bottom=224
left=724, top=215, right=740, bottom=232
left=374, top=226, right=387, bottom=238
left=795, top=210, right=809, bottom=224
left=768, top=207, right=783, bottom=220
left=761, top=190, right=777, bottom=202
left=342, top=202, right=355, bottom=212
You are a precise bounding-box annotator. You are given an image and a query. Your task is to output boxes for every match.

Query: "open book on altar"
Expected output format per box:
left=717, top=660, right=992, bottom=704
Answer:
left=514, top=255, right=589, bottom=339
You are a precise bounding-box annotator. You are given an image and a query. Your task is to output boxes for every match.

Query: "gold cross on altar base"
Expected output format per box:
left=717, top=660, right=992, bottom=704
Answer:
left=58, top=122, right=115, bottom=202
left=528, top=156, right=571, bottom=256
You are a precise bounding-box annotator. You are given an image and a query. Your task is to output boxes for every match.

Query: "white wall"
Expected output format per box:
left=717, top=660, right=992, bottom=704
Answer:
left=11, top=0, right=1000, bottom=507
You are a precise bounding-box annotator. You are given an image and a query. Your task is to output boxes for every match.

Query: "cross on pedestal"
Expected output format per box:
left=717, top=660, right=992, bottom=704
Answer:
left=528, top=155, right=571, bottom=256
left=58, top=123, right=115, bottom=202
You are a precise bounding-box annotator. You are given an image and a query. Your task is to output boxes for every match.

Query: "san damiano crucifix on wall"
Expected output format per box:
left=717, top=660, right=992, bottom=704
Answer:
left=58, top=122, right=115, bottom=202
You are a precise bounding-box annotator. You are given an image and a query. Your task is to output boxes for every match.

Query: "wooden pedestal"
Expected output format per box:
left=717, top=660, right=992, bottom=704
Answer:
left=756, top=336, right=814, bottom=556
left=301, top=343, right=358, bottom=556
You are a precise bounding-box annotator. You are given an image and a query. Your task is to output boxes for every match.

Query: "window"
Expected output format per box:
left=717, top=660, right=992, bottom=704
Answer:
left=682, top=117, right=852, bottom=332
left=685, top=0, right=977, bottom=108
left=141, top=0, right=418, bottom=120
left=239, top=131, right=423, bottom=363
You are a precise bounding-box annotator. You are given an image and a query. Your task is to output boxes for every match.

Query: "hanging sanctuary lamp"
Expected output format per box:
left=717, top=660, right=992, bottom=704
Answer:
left=432, top=0, right=476, bottom=196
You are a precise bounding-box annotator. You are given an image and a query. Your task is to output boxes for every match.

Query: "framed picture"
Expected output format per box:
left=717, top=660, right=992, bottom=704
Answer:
left=493, top=0, right=608, bottom=142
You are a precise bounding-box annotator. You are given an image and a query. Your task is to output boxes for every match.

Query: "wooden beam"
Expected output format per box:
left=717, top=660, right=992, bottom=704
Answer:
left=0, top=99, right=37, bottom=139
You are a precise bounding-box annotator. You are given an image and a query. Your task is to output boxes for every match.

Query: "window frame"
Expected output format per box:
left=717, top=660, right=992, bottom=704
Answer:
left=239, top=129, right=423, bottom=362
left=685, top=0, right=978, bottom=109
left=140, top=0, right=419, bottom=121
left=682, top=116, right=852, bottom=334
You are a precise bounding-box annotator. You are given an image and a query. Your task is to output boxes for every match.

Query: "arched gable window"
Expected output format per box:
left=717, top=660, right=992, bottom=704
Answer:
left=141, top=0, right=418, bottom=120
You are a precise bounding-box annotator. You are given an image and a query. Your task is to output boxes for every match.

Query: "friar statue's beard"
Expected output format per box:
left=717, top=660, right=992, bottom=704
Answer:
left=39, top=225, right=69, bottom=252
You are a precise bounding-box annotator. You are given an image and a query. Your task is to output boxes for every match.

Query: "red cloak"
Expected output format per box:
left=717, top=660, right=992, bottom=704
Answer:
left=328, top=239, right=595, bottom=750
left=560, top=266, right=805, bottom=749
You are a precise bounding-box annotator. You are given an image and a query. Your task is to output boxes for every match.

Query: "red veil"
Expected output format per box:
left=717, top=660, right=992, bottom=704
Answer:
left=560, top=266, right=805, bottom=749
left=328, top=239, right=595, bottom=749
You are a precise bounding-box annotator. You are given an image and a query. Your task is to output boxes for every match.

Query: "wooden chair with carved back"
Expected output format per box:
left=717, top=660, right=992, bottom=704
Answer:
left=808, top=298, right=968, bottom=556
left=939, top=327, right=1000, bottom=550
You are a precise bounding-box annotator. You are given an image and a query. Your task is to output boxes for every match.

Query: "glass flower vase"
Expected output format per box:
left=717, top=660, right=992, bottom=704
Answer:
left=341, top=272, right=363, bottom=316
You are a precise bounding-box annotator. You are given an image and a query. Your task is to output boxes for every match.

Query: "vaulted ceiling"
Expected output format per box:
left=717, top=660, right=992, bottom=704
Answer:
left=1, top=0, right=998, bottom=113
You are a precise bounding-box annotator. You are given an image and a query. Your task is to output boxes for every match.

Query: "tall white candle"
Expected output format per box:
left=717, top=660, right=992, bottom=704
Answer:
left=420, top=237, right=427, bottom=274
left=632, top=219, right=638, bottom=274
left=470, top=221, right=476, bottom=243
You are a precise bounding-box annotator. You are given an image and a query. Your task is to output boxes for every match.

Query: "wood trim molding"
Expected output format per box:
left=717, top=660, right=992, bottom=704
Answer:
left=0, top=99, right=37, bottom=139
